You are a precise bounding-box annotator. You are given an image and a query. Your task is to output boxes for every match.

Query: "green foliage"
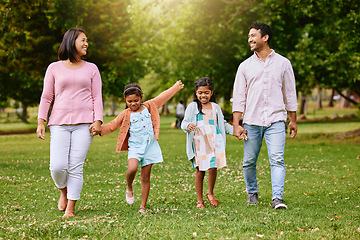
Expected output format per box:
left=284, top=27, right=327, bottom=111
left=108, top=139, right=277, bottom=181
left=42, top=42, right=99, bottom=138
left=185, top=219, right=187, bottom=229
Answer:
left=130, top=0, right=259, bottom=105
left=260, top=0, right=360, bottom=100
left=46, top=0, right=145, bottom=98
left=1, top=0, right=360, bottom=116
left=0, top=0, right=55, bottom=120
left=0, top=0, right=144, bottom=120
left=130, top=0, right=359, bottom=108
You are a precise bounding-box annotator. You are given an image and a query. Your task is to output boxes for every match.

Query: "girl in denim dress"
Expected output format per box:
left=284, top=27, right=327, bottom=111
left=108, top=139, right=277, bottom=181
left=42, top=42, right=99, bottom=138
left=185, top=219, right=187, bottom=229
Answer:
left=92, top=81, right=184, bottom=213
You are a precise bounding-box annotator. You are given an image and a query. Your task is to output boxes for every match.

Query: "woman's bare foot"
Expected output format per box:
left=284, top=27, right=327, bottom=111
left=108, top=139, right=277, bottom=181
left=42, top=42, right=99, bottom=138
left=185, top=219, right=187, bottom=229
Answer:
left=62, top=211, right=75, bottom=218
left=58, top=187, right=67, bottom=211
left=62, top=199, right=77, bottom=218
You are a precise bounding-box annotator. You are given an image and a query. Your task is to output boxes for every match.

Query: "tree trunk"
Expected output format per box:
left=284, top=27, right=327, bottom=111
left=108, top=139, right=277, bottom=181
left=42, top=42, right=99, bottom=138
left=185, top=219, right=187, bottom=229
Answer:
left=21, top=103, right=28, bottom=122
left=317, top=87, right=322, bottom=109
left=339, top=90, right=350, bottom=108
left=299, top=94, right=307, bottom=115
left=111, top=95, right=116, bottom=115
left=328, top=89, right=335, bottom=107
left=161, top=104, right=169, bottom=115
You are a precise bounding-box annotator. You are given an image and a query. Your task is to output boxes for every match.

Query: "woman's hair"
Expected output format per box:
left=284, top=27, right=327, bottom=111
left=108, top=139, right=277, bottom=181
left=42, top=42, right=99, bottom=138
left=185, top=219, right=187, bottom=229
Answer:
left=58, top=28, right=85, bottom=62
left=123, top=84, right=143, bottom=98
left=193, top=77, right=216, bottom=114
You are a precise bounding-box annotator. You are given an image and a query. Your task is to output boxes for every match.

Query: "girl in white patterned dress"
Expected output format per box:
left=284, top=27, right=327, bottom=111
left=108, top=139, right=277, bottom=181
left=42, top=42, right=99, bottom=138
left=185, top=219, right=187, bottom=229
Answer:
left=181, top=77, right=233, bottom=208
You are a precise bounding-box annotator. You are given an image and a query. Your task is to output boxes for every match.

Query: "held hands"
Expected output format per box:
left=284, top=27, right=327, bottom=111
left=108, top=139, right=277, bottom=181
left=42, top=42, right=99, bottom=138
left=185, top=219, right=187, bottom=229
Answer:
left=175, top=80, right=184, bottom=89
left=234, top=125, right=248, bottom=141
left=89, top=120, right=102, bottom=136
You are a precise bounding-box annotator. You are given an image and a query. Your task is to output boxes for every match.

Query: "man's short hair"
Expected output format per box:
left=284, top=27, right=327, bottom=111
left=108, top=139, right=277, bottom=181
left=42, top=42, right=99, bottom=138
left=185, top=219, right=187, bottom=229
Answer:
left=250, top=22, right=272, bottom=45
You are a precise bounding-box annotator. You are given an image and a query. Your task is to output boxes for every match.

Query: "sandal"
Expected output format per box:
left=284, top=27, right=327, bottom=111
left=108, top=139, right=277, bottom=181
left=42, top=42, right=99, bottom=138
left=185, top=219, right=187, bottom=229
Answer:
left=139, top=207, right=146, bottom=213
left=206, top=193, right=219, bottom=207
left=126, top=191, right=134, bottom=205
left=196, top=201, right=205, bottom=209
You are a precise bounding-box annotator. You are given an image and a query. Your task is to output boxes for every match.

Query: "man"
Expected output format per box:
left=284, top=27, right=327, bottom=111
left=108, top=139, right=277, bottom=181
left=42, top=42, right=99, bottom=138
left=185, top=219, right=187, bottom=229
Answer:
left=175, top=100, right=185, bottom=129
left=232, top=22, right=298, bottom=209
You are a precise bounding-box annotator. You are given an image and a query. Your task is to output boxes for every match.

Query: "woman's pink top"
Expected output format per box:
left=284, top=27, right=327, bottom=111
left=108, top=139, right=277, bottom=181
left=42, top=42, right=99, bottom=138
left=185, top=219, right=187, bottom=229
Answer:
left=38, top=61, right=103, bottom=126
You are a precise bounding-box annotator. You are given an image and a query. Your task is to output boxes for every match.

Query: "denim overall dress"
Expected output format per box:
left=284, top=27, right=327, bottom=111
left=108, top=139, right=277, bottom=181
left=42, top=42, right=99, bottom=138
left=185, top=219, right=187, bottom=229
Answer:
left=128, top=106, right=163, bottom=167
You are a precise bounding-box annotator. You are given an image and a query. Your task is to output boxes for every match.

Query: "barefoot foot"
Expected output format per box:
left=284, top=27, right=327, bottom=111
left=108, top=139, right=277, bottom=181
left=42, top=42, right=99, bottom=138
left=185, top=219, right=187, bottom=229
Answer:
left=58, top=188, right=68, bottom=211
left=62, top=211, right=75, bottom=218
left=62, top=199, right=77, bottom=218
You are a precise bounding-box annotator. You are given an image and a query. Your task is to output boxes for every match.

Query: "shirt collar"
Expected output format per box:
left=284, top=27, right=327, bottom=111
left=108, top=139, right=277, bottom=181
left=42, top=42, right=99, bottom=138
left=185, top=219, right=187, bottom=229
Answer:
left=253, top=49, right=275, bottom=60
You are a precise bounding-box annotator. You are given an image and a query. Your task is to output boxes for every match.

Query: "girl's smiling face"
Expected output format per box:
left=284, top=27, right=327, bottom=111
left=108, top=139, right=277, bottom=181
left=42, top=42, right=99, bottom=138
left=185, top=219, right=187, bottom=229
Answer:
left=196, top=86, right=213, bottom=105
left=125, top=94, right=142, bottom=112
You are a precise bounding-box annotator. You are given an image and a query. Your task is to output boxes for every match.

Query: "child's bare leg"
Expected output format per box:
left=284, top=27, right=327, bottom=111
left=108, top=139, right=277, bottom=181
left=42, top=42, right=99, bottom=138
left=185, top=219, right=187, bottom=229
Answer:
left=208, top=168, right=217, bottom=195
left=63, top=199, right=76, bottom=217
left=195, top=168, right=205, bottom=204
left=207, top=168, right=219, bottom=206
left=140, top=164, right=152, bottom=209
left=58, top=187, right=67, bottom=211
left=126, top=158, right=139, bottom=198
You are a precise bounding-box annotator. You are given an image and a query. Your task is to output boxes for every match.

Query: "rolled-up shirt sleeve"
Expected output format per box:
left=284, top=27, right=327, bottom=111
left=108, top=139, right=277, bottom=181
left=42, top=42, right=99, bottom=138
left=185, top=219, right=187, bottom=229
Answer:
left=282, top=60, right=298, bottom=112
left=232, top=63, right=247, bottom=113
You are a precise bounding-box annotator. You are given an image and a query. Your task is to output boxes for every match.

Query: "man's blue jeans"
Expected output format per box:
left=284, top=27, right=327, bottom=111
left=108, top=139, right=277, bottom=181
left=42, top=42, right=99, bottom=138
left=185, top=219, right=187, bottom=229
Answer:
left=243, top=121, right=286, bottom=200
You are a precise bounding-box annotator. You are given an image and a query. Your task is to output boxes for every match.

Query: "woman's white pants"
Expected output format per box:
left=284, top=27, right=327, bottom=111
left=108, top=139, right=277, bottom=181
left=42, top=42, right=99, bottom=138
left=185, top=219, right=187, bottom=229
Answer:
left=49, top=124, right=93, bottom=200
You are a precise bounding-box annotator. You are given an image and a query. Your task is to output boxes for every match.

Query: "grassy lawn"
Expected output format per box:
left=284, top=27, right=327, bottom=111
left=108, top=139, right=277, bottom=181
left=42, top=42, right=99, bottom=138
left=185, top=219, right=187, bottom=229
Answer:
left=1, top=114, right=359, bottom=239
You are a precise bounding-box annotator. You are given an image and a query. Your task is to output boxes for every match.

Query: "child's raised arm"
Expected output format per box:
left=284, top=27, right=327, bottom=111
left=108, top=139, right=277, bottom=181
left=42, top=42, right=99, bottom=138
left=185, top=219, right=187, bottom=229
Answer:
left=152, top=80, right=184, bottom=108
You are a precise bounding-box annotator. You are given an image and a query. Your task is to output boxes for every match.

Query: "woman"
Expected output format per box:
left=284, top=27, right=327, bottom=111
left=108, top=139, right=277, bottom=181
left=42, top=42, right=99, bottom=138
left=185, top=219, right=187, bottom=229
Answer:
left=36, top=28, right=103, bottom=217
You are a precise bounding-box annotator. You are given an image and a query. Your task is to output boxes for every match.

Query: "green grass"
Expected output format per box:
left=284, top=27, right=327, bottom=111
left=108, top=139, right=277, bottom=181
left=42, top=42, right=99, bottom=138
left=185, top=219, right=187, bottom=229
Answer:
left=304, top=101, right=359, bottom=119
left=1, top=115, right=360, bottom=239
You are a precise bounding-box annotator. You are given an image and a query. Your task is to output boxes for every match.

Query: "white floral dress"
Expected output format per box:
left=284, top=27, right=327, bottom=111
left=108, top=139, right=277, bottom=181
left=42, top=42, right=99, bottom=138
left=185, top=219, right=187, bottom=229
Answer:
left=192, top=105, right=227, bottom=171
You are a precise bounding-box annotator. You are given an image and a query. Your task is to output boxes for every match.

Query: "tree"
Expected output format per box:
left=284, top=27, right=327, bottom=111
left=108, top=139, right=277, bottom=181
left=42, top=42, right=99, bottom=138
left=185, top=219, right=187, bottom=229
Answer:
left=130, top=0, right=262, bottom=114
left=0, top=0, right=55, bottom=122
left=260, top=0, right=360, bottom=108
left=1, top=0, right=145, bottom=119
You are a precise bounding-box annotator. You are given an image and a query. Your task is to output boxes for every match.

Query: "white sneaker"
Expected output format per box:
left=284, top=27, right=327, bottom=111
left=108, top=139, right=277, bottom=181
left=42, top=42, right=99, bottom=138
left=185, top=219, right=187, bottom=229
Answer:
left=272, top=198, right=287, bottom=209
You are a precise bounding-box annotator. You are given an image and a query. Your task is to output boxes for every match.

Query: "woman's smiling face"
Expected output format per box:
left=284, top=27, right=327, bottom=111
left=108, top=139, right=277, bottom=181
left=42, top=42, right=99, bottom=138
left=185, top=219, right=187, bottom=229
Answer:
left=75, top=32, right=88, bottom=57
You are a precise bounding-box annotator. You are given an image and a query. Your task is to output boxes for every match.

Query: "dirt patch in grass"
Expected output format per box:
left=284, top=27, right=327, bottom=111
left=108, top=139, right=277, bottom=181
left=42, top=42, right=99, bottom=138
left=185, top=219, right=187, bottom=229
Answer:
left=0, top=128, right=36, bottom=135
left=333, top=128, right=360, bottom=138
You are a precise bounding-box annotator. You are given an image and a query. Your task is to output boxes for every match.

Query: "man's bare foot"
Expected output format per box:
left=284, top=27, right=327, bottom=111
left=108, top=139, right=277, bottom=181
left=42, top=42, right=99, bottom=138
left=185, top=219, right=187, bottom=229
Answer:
left=58, top=188, right=67, bottom=211
left=62, top=212, right=75, bottom=218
